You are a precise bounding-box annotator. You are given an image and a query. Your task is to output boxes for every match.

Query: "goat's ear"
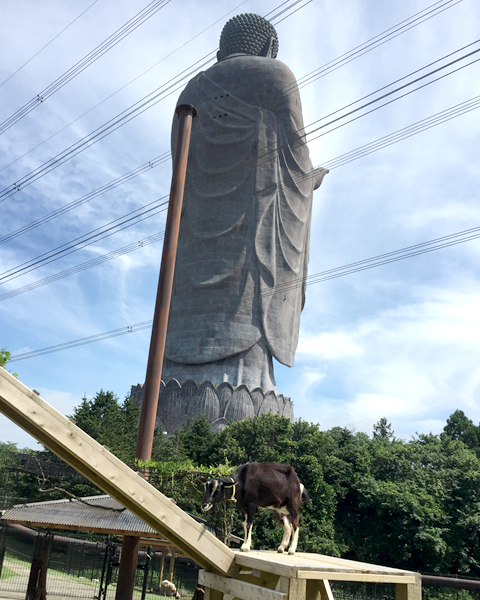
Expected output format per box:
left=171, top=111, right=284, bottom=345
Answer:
left=197, top=475, right=208, bottom=484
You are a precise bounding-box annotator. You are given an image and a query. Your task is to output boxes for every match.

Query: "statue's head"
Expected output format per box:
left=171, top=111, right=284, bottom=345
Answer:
left=218, top=13, right=279, bottom=62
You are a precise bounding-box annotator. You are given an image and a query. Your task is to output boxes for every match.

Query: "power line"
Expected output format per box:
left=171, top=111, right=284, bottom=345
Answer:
left=0, top=0, right=172, bottom=135
left=2, top=90, right=479, bottom=299
left=0, top=0, right=250, bottom=176
left=9, top=224, right=480, bottom=362
left=2, top=33, right=477, bottom=234
left=0, top=196, right=170, bottom=283
left=0, top=231, right=165, bottom=302
left=0, top=0, right=102, bottom=88
left=294, top=0, right=464, bottom=93
left=0, top=153, right=170, bottom=245
left=0, top=0, right=463, bottom=203
left=0, top=52, right=214, bottom=203
left=0, top=0, right=310, bottom=201
left=2, top=61, right=479, bottom=286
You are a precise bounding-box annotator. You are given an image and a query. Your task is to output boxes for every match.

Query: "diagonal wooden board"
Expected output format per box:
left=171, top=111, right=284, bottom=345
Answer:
left=0, top=368, right=236, bottom=576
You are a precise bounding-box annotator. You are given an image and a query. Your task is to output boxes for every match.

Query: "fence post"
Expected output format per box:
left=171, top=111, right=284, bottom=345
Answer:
left=0, top=524, right=6, bottom=579
left=26, top=530, right=53, bottom=600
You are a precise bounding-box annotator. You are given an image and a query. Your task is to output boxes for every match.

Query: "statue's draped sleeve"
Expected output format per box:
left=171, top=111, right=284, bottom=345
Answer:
left=165, top=58, right=319, bottom=367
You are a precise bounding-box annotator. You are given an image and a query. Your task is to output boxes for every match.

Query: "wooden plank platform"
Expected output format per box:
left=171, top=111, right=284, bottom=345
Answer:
left=233, top=551, right=417, bottom=582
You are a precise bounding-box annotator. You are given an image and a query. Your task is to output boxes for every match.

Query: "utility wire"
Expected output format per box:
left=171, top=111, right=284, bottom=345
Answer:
left=2, top=34, right=477, bottom=252
left=0, top=153, right=170, bottom=245
left=0, top=0, right=462, bottom=202
left=0, top=0, right=172, bottom=135
left=2, top=50, right=478, bottom=283
left=0, top=0, right=308, bottom=200
left=2, top=90, right=479, bottom=298
left=9, top=224, right=480, bottom=362
left=0, top=52, right=214, bottom=203
left=0, top=196, right=170, bottom=283
left=0, top=0, right=102, bottom=88
left=0, top=0, right=249, bottom=176
left=294, top=0, right=464, bottom=93
left=0, top=231, right=165, bottom=302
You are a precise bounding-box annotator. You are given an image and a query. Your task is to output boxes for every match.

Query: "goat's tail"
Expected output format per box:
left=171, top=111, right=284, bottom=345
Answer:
left=301, top=485, right=311, bottom=506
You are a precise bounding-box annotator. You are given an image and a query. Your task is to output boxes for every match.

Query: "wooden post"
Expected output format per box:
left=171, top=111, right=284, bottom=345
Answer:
left=306, top=580, right=334, bottom=600
left=158, top=549, right=166, bottom=584
left=168, top=551, right=176, bottom=582
left=26, top=531, right=53, bottom=600
left=115, top=536, right=141, bottom=600
left=0, top=524, right=6, bottom=579
left=396, top=574, right=422, bottom=600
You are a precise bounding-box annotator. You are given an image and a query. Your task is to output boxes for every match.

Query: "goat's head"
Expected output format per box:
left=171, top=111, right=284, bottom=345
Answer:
left=200, top=477, right=233, bottom=512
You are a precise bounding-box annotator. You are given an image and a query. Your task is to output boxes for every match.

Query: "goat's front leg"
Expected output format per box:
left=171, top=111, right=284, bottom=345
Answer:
left=278, top=516, right=293, bottom=553
left=240, top=509, right=255, bottom=552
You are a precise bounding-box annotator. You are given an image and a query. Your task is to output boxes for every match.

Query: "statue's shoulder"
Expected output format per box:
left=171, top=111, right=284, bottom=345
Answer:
left=204, top=56, right=297, bottom=96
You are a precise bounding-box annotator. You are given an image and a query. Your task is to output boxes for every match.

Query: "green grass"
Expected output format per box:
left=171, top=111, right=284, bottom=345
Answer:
left=0, top=565, right=18, bottom=580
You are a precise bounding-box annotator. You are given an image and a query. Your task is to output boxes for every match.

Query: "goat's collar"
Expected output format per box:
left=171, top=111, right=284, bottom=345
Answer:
left=223, top=477, right=237, bottom=503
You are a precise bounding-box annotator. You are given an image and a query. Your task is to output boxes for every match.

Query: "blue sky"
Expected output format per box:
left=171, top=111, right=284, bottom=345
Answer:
left=1, top=0, right=479, bottom=448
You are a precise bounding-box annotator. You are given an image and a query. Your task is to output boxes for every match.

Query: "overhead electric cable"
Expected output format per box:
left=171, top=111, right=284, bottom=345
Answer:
left=0, top=0, right=309, bottom=199
left=0, top=0, right=172, bottom=135
left=0, top=52, right=215, bottom=203
left=9, top=224, right=480, bottom=362
left=3, top=61, right=479, bottom=285
left=256, top=44, right=480, bottom=165
left=0, top=195, right=170, bottom=283
left=293, top=0, right=464, bottom=93
left=0, top=0, right=461, bottom=202
left=0, top=0, right=249, bottom=176
left=0, top=0, right=102, bottom=88
left=2, top=90, right=479, bottom=297
left=0, top=231, right=165, bottom=302
left=0, top=153, right=170, bottom=245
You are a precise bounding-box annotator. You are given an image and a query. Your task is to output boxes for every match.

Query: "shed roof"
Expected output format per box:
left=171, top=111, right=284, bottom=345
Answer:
left=1, top=494, right=213, bottom=547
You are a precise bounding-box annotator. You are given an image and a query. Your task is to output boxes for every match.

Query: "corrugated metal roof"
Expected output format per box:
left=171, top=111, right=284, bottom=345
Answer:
left=1, top=494, right=214, bottom=539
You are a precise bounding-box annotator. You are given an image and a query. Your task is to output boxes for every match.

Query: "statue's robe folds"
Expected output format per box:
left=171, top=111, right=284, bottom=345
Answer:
left=165, top=55, right=326, bottom=375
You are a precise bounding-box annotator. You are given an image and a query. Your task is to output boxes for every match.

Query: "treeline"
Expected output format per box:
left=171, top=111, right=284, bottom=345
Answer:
left=1, top=389, right=480, bottom=578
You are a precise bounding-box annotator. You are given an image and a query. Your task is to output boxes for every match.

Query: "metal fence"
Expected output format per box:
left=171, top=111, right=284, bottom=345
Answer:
left=0, top=524, right=199, bottom=599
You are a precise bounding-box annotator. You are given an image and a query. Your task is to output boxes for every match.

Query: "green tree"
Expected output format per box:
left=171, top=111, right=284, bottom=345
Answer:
left=0, top=347, right=17, bottom=378
left=71, top=389, right=167, bottom=464
left=373, top=417, right=395, bottom=440
left=442, top=409, right=480, bottom=451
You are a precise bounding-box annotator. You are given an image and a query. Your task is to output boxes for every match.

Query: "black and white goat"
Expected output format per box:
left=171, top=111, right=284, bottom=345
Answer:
left=201, top=462, right=309, bottom=555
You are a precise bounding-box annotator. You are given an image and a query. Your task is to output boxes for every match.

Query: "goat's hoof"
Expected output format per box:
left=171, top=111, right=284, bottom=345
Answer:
left=288, top=549, right=296, bottom=555
left=240, top=545, right=250, bottom=552
left=277, top=547, right=285, bottom=554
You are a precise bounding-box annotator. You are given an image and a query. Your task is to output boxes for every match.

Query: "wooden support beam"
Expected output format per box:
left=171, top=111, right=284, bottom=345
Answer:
left=0, top=369, right=235, bottom=576
left=396, top=574, right=422, bottom=600
left=297, top=572, right=416, bottom=584
left=306, top=580, right=334, bottom=600
left=199, top=570, right=288, bottom=600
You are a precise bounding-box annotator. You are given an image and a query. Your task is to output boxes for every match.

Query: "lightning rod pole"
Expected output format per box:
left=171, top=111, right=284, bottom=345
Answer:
left=115, top=104, right=196, bottom=600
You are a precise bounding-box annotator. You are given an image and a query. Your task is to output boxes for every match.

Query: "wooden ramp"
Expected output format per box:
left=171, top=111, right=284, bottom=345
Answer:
left=0, top=368, right=421, bottom=600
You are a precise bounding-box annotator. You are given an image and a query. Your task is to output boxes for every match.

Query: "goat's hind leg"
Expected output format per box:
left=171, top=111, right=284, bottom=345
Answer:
left=277, top=515, right=293, bottom=553
left=288, top=524, right=299, bottom=555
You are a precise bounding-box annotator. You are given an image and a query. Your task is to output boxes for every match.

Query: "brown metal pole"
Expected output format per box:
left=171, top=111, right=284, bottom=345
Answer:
left=115, top=104, right=196, bottom=600
left=136, top=103, right=197, bottom=462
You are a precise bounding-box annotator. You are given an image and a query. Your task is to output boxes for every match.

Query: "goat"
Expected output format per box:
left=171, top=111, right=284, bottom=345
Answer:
left=201, top=462, right=309, bottom=554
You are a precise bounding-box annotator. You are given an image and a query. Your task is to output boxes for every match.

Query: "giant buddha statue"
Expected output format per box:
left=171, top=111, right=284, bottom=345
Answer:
left=144, top=14, right=327, bottom=432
